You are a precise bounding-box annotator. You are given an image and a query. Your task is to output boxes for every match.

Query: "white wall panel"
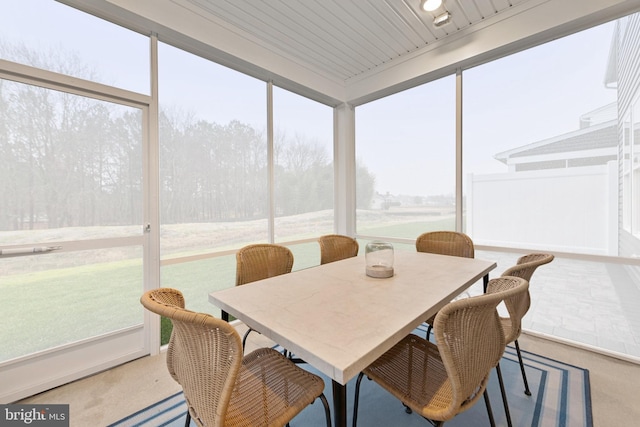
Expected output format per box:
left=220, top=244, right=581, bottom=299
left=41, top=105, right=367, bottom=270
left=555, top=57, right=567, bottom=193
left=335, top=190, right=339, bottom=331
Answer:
left=467, top=166, right=613, bottom=254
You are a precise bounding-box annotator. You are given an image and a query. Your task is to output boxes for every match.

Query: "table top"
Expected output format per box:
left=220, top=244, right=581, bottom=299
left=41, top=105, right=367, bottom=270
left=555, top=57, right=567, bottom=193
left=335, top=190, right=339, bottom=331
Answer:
left=209, top=251, right=496, bottom=385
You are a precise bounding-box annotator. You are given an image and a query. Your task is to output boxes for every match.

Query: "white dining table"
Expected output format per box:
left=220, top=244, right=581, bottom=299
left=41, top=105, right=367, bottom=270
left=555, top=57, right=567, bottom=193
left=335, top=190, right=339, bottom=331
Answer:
left=209, top=250, right=496, bottom=427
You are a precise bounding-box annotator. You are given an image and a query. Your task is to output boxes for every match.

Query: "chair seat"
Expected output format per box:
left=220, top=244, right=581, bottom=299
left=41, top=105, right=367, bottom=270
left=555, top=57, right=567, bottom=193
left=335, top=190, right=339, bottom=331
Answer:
left=224, top=348, right=326, bottom=427
left=363, top=334, right=478, bottom=421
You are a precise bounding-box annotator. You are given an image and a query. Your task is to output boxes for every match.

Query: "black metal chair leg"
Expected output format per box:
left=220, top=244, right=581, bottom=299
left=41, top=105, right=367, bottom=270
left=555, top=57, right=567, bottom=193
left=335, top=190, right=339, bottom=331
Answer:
left=241, top=328, right=252, bottom=350
left=483, top=389, right=496, bottom=427
left=515, top=339, right=532, bottom=395
left=184, top=411, right=191, bottom=427
left=352, top=372, right=365, bottom=427
left=318, top=393, right=332, bottom=427
left=241, top=326, right=303, bottom=363
left=283, top=349, right=305, bottom=364
left=495, top=363, right=513, bottom=427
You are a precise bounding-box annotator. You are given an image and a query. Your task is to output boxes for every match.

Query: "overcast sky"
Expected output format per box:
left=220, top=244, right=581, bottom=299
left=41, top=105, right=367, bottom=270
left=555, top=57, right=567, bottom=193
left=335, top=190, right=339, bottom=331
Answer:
left=1, top=0, right=620, bottom=196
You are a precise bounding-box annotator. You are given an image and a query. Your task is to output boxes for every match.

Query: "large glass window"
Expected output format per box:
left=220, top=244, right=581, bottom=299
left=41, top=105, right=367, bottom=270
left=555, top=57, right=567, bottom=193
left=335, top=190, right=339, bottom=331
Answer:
left=157, top=43, right=269, bottom=313
left=0, top=1, right=151, bottom=401
left=158, top=43, right=268, bottom=259
left=0, top=0, right=149, bottom=94
left=0, top=80, right=145, bottom=360
left=157, top=46, right=339, bottom=310
left=273, top=87, right=334, bottom=268
left=355, top=76, right=456, bottom=240
left=463, top=22, right=618, bottom=254
left=463, top=18, right=640, bottom=358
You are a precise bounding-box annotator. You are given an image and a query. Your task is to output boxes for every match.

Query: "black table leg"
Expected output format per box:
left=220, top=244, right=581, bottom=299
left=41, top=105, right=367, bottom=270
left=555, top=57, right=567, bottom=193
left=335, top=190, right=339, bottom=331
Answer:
left=332, top=380, right=347, bottom=427
left=483, top=273, right=489, bottom=293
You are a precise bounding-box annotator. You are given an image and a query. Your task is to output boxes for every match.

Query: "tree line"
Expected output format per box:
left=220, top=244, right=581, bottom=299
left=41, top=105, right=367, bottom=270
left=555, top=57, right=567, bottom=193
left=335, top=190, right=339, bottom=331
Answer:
left=0, top=79, right=375, bottom=231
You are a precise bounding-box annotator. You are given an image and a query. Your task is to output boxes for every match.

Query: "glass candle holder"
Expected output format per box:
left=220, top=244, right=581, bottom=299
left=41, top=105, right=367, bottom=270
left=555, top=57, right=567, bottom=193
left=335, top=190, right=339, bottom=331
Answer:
left=365, top=241, right=394, bottom=278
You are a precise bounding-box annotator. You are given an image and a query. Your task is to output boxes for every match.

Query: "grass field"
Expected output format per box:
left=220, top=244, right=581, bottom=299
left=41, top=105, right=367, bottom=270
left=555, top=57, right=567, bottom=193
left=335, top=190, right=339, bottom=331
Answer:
left=1, top=208, right=455, bottom=356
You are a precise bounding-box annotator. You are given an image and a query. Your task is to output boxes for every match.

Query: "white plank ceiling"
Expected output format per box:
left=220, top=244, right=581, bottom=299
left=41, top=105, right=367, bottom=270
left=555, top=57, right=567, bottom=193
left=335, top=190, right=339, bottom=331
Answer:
left=182, top=0, right=532, bottom=82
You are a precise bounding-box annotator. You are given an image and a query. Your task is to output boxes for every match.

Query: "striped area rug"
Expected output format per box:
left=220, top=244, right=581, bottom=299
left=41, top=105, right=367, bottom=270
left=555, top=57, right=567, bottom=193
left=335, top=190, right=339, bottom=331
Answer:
left=109, top=343, right=592, bottom=427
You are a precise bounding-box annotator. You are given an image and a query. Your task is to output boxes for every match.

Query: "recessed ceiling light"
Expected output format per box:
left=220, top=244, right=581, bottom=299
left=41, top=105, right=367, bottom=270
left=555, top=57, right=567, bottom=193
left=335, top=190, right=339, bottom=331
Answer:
left=420, top=0, right=443, bottom=12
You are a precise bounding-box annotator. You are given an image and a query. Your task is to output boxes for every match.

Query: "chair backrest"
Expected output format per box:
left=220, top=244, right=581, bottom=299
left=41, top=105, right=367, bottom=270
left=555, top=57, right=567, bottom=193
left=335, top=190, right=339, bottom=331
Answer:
left=235, top=243, right=294, bottom=286
left=497, top=253, right=554, bottom=341
left=415, top=231, right=475, bottom=258
left=501, top=253, right=554, bottom=282
left=140, top=288, right=243, bottom=427
left=140, top=288, right=186, bottom=385
left=432, top=276, right=529, bottom=418
left=318, top=234, right=359, bottom=264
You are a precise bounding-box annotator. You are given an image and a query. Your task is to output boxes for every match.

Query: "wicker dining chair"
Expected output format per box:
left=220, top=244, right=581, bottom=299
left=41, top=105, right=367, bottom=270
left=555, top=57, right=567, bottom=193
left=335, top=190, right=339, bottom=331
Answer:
left=141, top=288, right=331, bottom=427
left=484, top=276, right=535, bottom=427
left=498, top=253, right=555, bottom=396
left=415, top=231, right=475, bottom=258
left=352, top=277, right=529, bottom=427
left=318, top=234, right=359, bottom=265
left=221, top=244, right=294, bottom=349
left=416, top=231, right=479, bottom=338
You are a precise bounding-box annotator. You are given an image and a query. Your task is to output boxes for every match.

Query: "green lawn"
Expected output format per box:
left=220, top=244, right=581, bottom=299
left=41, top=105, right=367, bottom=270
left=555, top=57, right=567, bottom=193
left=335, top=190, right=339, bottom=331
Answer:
left=2, top=215, right=456, bottom=354
left=2, top=258, right=143, bottom=360
left=357, top=217, right=454, bottom=238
